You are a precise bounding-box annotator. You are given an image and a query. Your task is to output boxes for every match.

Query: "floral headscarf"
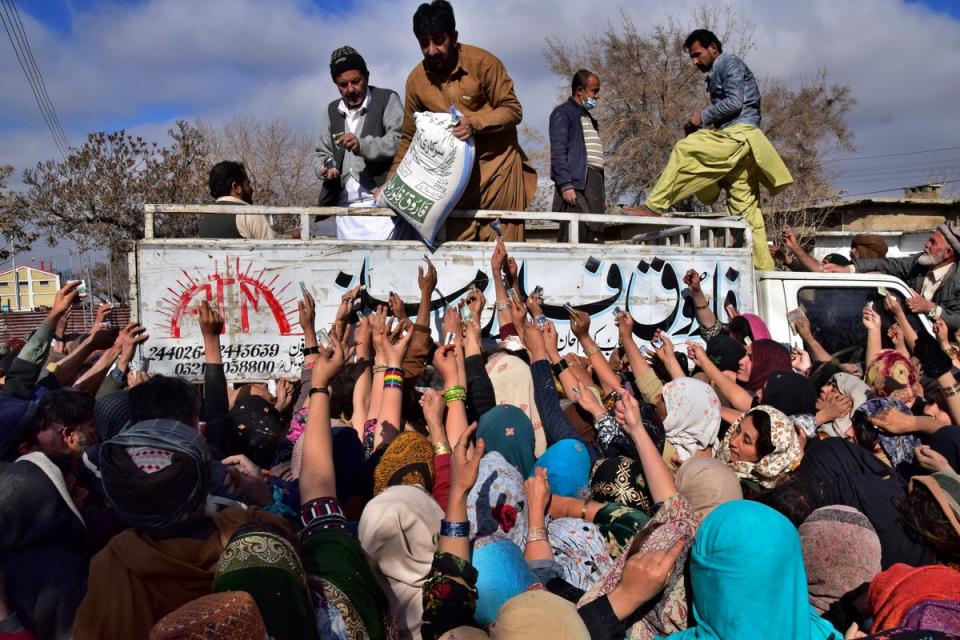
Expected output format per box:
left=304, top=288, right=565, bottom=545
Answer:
left=546, top=517, right=613, bottom=591
left=854, top=397, right=921, bottom=468
left=662, top=378, right=721, bottom=462
left=467, top=452, right=528, bottom=548
left=865, top=349, right=918, bottom=401
left=717, top=405, right=803, bottom=488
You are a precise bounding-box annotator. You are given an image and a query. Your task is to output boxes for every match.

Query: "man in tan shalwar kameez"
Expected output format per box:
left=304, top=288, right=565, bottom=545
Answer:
left=389, top=0, right=537, bottom=241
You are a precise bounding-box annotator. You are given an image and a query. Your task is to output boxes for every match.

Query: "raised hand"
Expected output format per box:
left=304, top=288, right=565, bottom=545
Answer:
left=609, top=538, right=686, bottom=619
left=524, top=466, right=552, bottom=516
left=298, top=290, right=316, bottom=335
left=388, top=291, right=409, bottom=322
left=682, top=269, right=702, bottom=293
left=418, top=261, right=438, bottom=296
left=450, top=423, right=484, bottom=498
left=199, top=300, right=224, bottom=337
left=50, top=280, right=81, bottom=318
left=569, top=308, right=591, bottom=340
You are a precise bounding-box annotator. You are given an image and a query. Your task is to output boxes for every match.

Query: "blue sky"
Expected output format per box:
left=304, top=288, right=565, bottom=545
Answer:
left=4, top=0, right=960, bottom=264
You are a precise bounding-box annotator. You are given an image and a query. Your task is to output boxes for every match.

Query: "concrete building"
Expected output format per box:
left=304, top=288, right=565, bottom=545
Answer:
left=0, top=265, right=62, bottom=311
left=791, top=184, right=960, bottom=260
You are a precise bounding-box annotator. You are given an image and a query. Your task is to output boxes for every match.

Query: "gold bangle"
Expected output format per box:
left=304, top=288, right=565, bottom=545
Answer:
left=372, top=364, right=388, bottom=375
left=584, top=346, right=601, bottom=358
left=433, top=442, right=453, bottom=456
left=945, top=347, right=958, bottom=358
left=580, top=499, right=589, bottom=520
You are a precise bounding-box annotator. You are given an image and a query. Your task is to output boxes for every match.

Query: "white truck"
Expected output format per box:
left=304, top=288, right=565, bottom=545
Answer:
left=131, top=205, right=917, bottom=381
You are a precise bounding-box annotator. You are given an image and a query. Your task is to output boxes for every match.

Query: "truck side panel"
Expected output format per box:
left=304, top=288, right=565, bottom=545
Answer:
left=134, top=240, right=754, bottom=381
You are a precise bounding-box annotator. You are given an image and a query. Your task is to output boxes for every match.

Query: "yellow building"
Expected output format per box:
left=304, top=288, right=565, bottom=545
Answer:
left=0, top=266, right=62, bottom=312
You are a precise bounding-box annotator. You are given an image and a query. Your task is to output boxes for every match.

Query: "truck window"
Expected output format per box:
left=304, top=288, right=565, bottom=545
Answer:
left=797, top=286, right=904, bottom=363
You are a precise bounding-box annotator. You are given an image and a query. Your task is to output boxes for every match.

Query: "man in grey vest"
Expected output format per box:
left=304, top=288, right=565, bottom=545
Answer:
left=200, top=161, right=274, bottom=240
left=315, top=46, right=404, bottom=240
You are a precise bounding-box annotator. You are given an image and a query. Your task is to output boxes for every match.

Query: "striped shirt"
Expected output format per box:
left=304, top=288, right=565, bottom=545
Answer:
left=581, top=115, right=604, bottom=170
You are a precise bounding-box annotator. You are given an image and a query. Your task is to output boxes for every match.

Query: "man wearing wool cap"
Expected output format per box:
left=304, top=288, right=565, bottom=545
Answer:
left=315, top=45, right=405, bottom=240
left=825, top=223, right=960, bottom=330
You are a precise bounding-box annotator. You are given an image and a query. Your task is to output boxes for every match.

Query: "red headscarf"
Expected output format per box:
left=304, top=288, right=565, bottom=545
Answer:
left=869, top=563, right=960, bottom=632
left=746, top=339, right=792, bottom=393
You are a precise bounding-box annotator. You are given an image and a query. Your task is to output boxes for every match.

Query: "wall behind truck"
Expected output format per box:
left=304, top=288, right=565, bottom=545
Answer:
left=132, top=240, right=754, bottom=381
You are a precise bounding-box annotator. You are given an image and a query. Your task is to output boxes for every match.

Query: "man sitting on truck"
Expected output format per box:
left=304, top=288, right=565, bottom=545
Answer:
left=200, top=161, right=275, bottom=240
left=824, top=224, right=960, bottom=331
left=315, top=46, right=405, bottom=240
left=386, top=0, right=537, bottom=242
left=626, top=29, right=793, bottom=271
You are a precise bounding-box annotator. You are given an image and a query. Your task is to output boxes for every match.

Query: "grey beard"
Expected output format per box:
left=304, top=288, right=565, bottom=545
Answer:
left=917, top=252, right=941, bottom=266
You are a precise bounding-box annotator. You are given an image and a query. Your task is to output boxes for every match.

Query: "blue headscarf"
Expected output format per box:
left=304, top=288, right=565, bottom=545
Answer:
left=532, top=439, right=590, bottom=498
left=665, top=500, right=842, bottom=640
left=477, top=405, right=536, bottom=478
left=472, top=534, right=536, bottom=626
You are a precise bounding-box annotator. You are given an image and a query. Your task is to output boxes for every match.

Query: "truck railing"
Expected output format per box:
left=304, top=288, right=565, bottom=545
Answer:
left=143, top=204, right=750, bottom=249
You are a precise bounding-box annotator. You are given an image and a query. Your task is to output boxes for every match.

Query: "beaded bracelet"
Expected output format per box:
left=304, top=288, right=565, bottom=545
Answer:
left=443, top=385, right=467, bottom=403
left=433, top=442, right=453, bottom=456
left=440, top=520, right=471, bottom=538
left=942, top=382, right=960, bottom=398
left=526, top=526, right=549, bottom=543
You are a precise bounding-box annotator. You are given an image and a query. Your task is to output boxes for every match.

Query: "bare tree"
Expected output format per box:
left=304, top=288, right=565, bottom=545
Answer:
left=544, top=5, right=856, bottom=243
left=199, top=116, right=321, bottom=232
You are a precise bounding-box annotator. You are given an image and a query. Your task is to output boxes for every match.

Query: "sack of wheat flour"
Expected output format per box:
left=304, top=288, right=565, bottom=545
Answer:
left=378, top=109, right=475, bottom=246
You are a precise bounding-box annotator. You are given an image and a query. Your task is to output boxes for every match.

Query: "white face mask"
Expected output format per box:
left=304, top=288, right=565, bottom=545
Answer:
left=583, top=97, right=598, bottom=111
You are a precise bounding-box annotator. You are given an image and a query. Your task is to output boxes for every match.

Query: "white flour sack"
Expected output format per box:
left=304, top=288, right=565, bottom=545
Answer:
left=378, top=110, right=475, bottom=246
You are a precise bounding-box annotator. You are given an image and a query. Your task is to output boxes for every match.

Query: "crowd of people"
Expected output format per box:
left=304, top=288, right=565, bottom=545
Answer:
left=2, top=226, right=960, bottom=639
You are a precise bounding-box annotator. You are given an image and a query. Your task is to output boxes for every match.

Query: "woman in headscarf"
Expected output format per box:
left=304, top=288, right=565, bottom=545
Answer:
left=660, top=378, right=721, bottom=466
left=905, top=472, right=960, bottom=567
left=865, top=349, right=918, bottom=406
left=664, top=500, right=843, bottom=640
left=716, top=405, right=803, bottom=491
left=212, top=524, right=315, bottom=640
left=816, top=373, right=873, bottom=440
left=477, top=406, right=536, bottom=479
left=149, top=591, right=267, bottom=640
left=74, top=419, right=287, bottom=639
left=358, top=484, right=443, bottom=639
left=851, top=397, right=922, bottom=474
left=687, top=339, right=791, bottom=413
left=762, top=371, right=818, bottom=419
left=466, top=451, right=528, bottom=549
left=533, top=439, right=591, bottom=498
left=485, top=353, right=546, bottom=455
left=297, top=338, right=395, bottom=640
left=675, top=456, right=743, bottom=523
left=868, top=563, right=960, bottom=634
left=798, top=506, right=882, bottom=630
left=728, top=313, right=772, bottom=344
left=372, top=430, right=435, bottom=497
left=794, top=437, right=937, bottom=569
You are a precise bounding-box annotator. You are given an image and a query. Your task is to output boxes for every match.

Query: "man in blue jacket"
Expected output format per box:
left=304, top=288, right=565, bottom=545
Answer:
left=628, top=30, right=793, bottom=269
left=549, top=69, right=605, bottom=242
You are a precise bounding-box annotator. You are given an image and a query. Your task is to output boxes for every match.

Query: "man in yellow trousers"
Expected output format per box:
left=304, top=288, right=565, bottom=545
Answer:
left=629, top=29, right=792, bottom=270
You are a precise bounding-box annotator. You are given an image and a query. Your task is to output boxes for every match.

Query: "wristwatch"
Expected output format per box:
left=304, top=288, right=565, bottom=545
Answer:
left=928, top=305, right=942, bottom=320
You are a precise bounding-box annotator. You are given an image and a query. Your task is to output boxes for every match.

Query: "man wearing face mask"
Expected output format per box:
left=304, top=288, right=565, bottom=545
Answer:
left=386, top=0, right=537, bottom=241
left=628, top=29, right=793, bottom=271
left=315, top=46, right=404, bottom=240
left=549, top=69, right=606, bottom=242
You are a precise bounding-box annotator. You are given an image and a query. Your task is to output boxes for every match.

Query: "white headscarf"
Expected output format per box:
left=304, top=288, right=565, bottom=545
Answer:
left=357, top=484, right=442, bottom=638
left=661, top=377, right=721, bottom=462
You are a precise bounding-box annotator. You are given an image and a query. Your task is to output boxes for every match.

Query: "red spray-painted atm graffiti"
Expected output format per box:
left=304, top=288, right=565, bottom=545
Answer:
left=157, top=257, right=301, bottom=338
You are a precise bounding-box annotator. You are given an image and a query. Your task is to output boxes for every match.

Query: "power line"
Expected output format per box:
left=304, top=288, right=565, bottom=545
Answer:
left=841, top=178, right=960, bottom=198
left=0, top=0, right=68, bottom=157
left=5, top=0, right=69, bottom=149
left=824, top=145, right=960, bottom=164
